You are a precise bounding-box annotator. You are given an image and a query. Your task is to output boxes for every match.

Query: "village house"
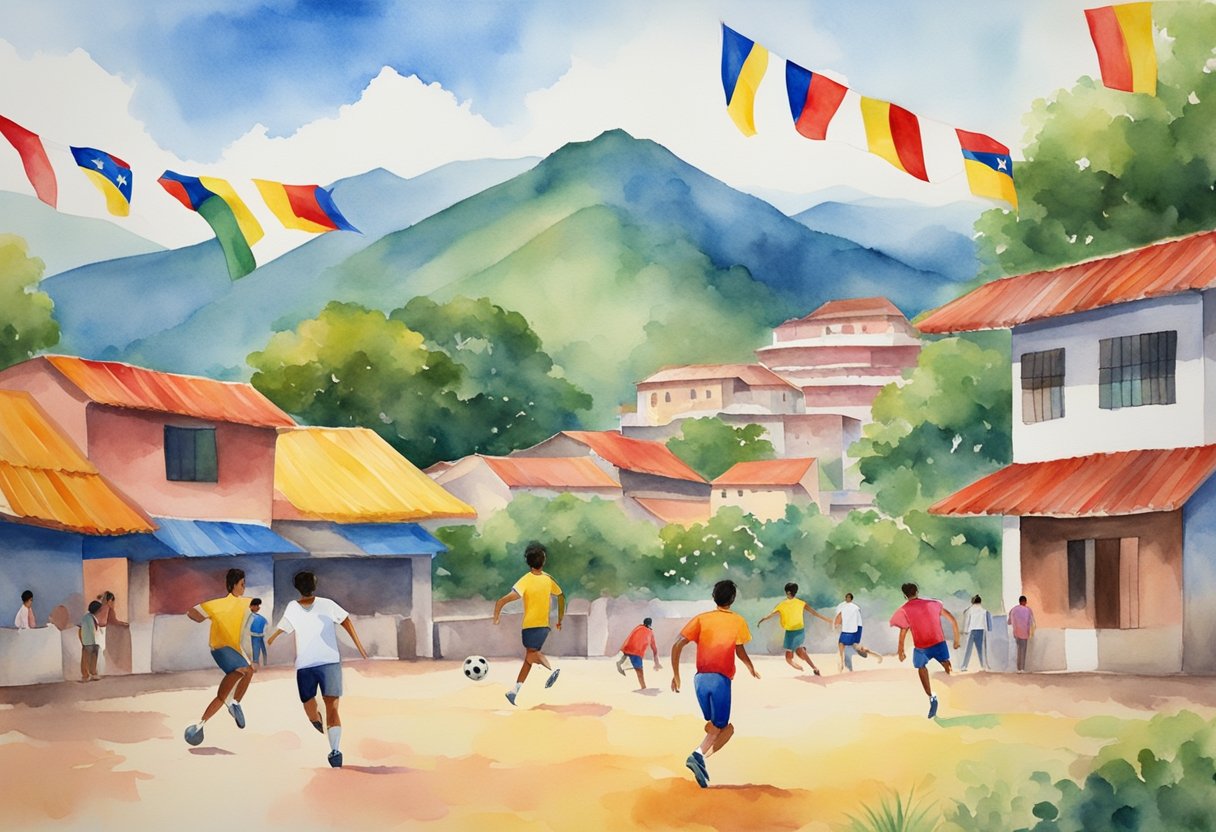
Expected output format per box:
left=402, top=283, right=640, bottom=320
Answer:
left=426, top=454, right=621, bottom=520
left=511, top=430, right=711, bottom=527
left=920, top=230, right=1216, bottom=674
left=710, top=458, right=823, bottom=521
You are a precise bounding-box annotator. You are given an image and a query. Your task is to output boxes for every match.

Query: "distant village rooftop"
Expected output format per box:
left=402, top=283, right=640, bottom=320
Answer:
left=712, top=458, right=817, bottom=486
left=638, top=364, right=799, bottom=389
left=792, top=296, right=907, bottom=323
left=480, top=456, right=620, bottom=489
left=559, top=430, right=705, bottom=482
left=918, top=230, right=1216, bottom=333
left=37, top=355, right=294, bottom=427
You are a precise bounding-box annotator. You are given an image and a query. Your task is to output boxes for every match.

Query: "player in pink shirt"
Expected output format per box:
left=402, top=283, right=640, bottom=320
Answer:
left=889, top=582, right=960, bottom=718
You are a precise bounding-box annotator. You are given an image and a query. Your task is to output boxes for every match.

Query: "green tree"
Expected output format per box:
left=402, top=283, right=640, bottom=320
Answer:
left=666, top=417, right=776, bottom=481
left=0, top=235, right=59, bottom=368
left=391, top=296, right=592, bottom=455
left=249, top=298, right=591, bottom=469
left=851, top=334, right=1010, bottom=590
left=975, top=1, right=1216, bottom=280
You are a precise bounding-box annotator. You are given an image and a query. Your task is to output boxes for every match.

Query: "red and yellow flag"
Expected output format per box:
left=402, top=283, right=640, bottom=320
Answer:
left=1085, top=3, right=1157, bottom=95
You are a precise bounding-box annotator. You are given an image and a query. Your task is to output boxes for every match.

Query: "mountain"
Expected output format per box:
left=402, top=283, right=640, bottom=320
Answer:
left=41, top=156, right=540, bottom=373
left=0, top=192, right=163, bottom=276
left=794, top=197, right=983, bottom=282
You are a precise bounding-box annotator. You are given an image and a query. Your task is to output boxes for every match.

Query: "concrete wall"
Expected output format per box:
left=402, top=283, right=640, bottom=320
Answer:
left=1011, top=294, right=1204, bottom=462
left=0, top=627, right=63, bottom=686
left=434, top=612, right=589, bottom=659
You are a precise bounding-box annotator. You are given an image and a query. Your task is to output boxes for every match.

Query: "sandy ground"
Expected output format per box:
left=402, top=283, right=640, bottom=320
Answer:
left=2, top=655, right=1215, bottom=831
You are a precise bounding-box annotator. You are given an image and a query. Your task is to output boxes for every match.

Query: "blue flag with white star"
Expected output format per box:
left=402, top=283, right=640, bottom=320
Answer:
left=70, top=146, right=132, bottom=216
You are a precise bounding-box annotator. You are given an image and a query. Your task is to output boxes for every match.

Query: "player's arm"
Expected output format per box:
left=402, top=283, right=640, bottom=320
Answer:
left=186, top=604, right=207, bottom=623
left=757, top=608, right=777, bottom=626
left=340, top=617, right=370, bottom=660
left=649, top=631, right=662, bottom=668
left=492, top=590, right=521, bottom=624
left=555, top=589, right=566, bottom=630
left=833, top=611, right=842, bottom=629
left=806, top=605, right=833, bottom=624
left=265, top=627, right=286, bottom=646
left=735, top=644, right=760, bottom=679
left=942, top=609, right=961, bottom=649
left=670, top=635, right=689, bottom=692
left=897, top=627, right=910, bottom=661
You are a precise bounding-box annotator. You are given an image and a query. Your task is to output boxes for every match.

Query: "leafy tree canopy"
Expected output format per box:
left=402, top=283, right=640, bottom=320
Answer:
left=0, top=235, right=59, bottom=369
left=666, top=417, right=776, bottom=481
left=976, top=1, right=1216, bottom=279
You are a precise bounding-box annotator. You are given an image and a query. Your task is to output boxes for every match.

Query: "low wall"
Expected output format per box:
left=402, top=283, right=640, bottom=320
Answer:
left=433, top=612, right=588, bottom=659
left=0, top=627, right=63, bottom=686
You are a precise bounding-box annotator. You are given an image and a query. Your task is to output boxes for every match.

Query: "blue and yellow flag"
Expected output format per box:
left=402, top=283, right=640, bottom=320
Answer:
left=956, top=129, right=1018, bottom=210
left=70, top=146, right=132, bottom=216
left=721, top=24, right=769, bottom=136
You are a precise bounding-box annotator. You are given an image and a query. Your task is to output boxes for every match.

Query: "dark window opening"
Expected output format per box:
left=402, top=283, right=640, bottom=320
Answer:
left=165, top=426, right=218, bottom=482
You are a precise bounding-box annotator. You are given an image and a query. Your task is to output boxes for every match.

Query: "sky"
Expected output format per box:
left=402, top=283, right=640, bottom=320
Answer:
left=0, top=1, right=1112, bottom=253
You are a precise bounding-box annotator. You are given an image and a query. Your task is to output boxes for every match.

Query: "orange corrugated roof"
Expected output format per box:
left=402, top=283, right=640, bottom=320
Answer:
left=44, top=355, right=294, bottom=427
left=918, top=230, right=1216, bottom=333
left=712, top=458, right=816, bottom=486
left=799, top=297, right=905, bottom=322
left=562, top=431, right=706, bottom=482
left=0, top=390, right=152, bottom=534
left=275, top=427, right=475, bottom=522
left=632, top=497, right=711, bottom=527
left=482, top=456, right=620, bottom=489
left=639, top=364, right=799, bottom=389
left=929, top=445, right=1216, bottom=518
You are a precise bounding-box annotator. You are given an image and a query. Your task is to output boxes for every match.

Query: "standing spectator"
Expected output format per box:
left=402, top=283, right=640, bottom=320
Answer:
left=959, top=595, right=991, bottom=671
left=94, top=591, right=121, bottom=672
left=78, top=600, right=102, bottom=681
left=15, top=590, right=35, bottom=629
left=1009, top=595, right=1036, bottom=672
left=249, top=598, right=269, bottom=667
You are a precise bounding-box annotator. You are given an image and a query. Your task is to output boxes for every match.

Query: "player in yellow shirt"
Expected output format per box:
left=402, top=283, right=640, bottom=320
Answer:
left=493, top=542, right=565, bottom=706
left=757, top=582, right=832, bottom=675
left=183, top=568, right=256, bottom=746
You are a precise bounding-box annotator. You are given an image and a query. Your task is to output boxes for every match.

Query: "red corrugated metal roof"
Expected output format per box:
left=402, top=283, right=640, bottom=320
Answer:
left=481, top=456, right=620, bottom=489
left=929, top=445, right=1216, bottom=518
left=632, top=497, right=711, bottom=526
left=712, top=458, right=816, bottom=486
left=562, top=431, right=706, bottom=482
left=799, top=297, right=905, bottom=321
left=44, top=355, right=294, bottom=427
left=918, top=230, right=1216, bottom=333
left=639, top=364, right=799, bottom=389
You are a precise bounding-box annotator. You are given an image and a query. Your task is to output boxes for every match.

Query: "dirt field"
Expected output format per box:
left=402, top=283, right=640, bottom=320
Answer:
left=2, top=655, right=1215, bottom=831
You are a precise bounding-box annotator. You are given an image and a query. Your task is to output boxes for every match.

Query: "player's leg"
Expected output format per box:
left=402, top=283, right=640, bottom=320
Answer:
left=233, top=664, right=254, bottom=701
left=837, top=640, right=846, bottom=671
left=701, top=676, right=732, bottom=759
left=635, top=667, right=646, bottom=688
left=616, top=651, right=627, bottom=676
left=783, top=649, right=802, bottom=669
left=531, top=649, right=553, bottom=671
left=298, top=667, right=325, bottom=733
left=80, top=645, right=89, bottom=681
left=917, top=666, right=932, bottom=697
left=796, top=646, right=820, bottom=675
left=320, top=663, right=344, bottom=766
left=710, top=722, right=734, bottom=753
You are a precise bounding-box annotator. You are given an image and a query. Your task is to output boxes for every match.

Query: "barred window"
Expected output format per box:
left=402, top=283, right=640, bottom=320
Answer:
left=1098, top=330, right=1176, bottom=409
left=165, top=426, right=217, bottom=482
left=1021, top=348, right=1065, bottom=423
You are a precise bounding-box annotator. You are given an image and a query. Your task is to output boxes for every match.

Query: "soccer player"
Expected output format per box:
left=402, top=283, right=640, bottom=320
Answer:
left=757, top=582, right=831, bottom=675
left=834, top=592, right=884, bottom=671
left=889, top=582, right=960, bottom=718
left=265, top=571, right=369, bottom=768
left=615, top=617, right=662, bottom=690
left=184, top=568, right=255, bottom=746
left=671, top=579, right=759, bottom=788
left=492, top=542, right=564, bottom=707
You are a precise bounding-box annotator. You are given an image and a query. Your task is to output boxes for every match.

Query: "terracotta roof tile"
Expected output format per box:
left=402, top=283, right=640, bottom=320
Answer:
left=562, top=431, right=705, bottom=482
left=712, top=458, right=816, bottom=486
left=481, top=456, right=620, bottom=489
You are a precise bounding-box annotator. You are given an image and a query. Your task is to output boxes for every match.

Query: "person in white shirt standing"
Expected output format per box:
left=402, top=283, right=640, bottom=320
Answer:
left=15, top=590, right=35, bottom=629
left=833, top=592, right=884, bottom=672
left=266, top=570, right=369, bottom=768
left=959, top=595, right=990, bottom=671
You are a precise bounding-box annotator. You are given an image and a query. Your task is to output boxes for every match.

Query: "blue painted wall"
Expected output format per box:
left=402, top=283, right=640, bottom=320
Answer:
left=0, top=522, right=84, bottom=627
left=1182, top=474, right=1216, bottom=671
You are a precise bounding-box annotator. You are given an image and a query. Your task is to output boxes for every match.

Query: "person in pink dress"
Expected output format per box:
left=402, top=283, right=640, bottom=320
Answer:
left=889, top=582, right=960, bottom=718
left=1009, top=595, right=1036, bottom=672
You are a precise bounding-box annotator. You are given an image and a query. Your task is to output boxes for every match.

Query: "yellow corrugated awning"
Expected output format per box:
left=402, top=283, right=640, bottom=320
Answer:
left=275, top=427, right=476, bottom=522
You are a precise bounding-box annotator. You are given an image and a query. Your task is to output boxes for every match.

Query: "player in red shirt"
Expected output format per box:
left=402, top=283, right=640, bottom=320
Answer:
left=889, top=582, right=960, bottom=719
left=615, top=617, right=662, bottom=690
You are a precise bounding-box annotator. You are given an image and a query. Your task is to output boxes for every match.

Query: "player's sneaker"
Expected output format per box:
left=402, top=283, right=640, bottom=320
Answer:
left=227, top=702, right=246, bottom=729
left=311, top=720, right=324, bottom=734
left=328, top=750, right=343, bottom=768
left=685, top=751, right=709, bottom=788
left=545, top=668, right=561, bottom=688
left=505, top=691, right=517, bottom=706
left=927, top=695, right=939, bottom=719
left=184, top=724, right=204, bottom=746
left=812, top=667, right=821, bottom=676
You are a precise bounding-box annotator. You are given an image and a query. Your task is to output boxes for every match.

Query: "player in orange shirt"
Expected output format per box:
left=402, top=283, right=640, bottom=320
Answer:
left=671, top=580, right=759, bottom=788
left=615, top=617, right=661, bottom=690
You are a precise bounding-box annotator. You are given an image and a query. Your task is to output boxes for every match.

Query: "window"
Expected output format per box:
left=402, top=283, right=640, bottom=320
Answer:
left=650, top=393, right=657, bottom=407
left=664, top=392, right=671, bottom=403
left=737, top=490, right=743, bottom=497
left=164, top=426, right=218, bottom=482
left=705, top=389, right=712, bottom=398
left=690, top=388, right=697, bottom=399
left=720, top=490, right=727, bottom=498
left=1021, top=348, right=1065, bottom=423
left=1098, top=330, right=1176, bottom=409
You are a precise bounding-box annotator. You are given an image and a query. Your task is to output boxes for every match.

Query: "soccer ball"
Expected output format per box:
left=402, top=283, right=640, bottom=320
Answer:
left=463, top=655, right=489, bottom=681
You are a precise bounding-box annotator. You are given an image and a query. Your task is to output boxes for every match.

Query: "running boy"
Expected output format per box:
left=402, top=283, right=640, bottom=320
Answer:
left=889, top=582, right=960, bottom=718
left=671, top=579, right=759, bottom=788
left=834, top=592, right=884, bottom=671
left=492, top=542, right=564, bottom=706
left=615, top=617, right=661, bottom=690
left=265, top=571, right=369, bottom=768
left=184, top=568, right=255, bottom=746
left=757, top=582, right=831, bottom=675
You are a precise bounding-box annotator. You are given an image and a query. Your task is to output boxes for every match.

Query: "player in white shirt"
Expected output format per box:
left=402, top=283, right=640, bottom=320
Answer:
left=266, top=570, right=368, bottom=768
left=833, top=593, right=884, bottom=672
